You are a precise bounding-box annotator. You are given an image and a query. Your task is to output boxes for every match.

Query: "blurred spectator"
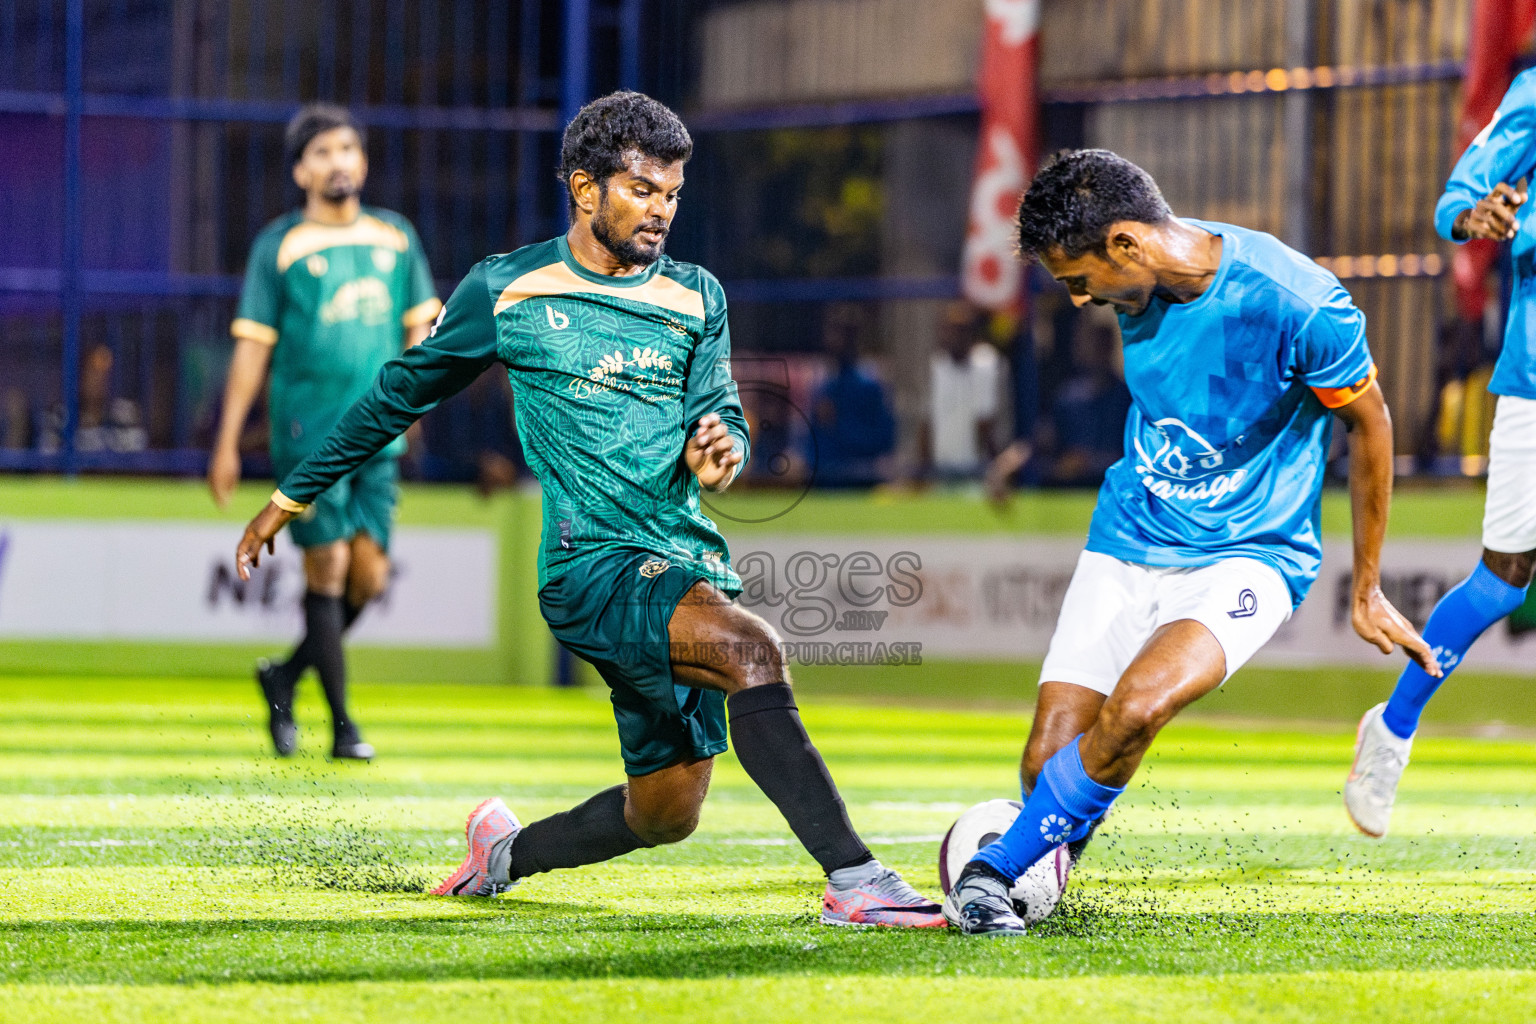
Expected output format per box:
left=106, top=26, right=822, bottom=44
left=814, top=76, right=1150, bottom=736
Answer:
left=740, top=384, right=802, bottom=488
left=2, top=388, right=31, bottom=450
left=987, top=317, right=1130, bottom=500
left=1422, top=317, right=1496, bottom=475
left=803, top=304, right=896, bottom=488
left=415, top=369, right=523, bottom=496
left=1046, top=322, right=1130, bottom=486
left=38, top=343, right=147, bottom=455
left=922, top=301, right=1002, bottom=481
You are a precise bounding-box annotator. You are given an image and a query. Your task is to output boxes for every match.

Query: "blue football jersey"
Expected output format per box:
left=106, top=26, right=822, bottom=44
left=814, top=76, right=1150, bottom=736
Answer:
left=1086, top=220, right=1377, bottom=606
left=1436, top=68, right=1536, bottom=400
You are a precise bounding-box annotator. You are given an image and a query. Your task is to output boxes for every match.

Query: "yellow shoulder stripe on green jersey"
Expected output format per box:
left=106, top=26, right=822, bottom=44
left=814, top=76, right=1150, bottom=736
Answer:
left=401, top=297, right=444, bottom=328
left=275, top=215, right=410, bottom=274
left=230, top=317, right=279, bottom=345
left=492, top=261, right=706, bottom=321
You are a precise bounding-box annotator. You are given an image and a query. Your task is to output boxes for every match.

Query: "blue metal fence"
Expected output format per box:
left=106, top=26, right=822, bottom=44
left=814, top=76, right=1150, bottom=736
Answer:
left=0, top=1, right=1481, bottom=475
left=0, top=0, right=650, bottom=474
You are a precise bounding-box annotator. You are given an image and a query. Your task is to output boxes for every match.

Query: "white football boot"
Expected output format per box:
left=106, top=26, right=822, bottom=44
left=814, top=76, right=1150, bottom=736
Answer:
left=1344, top=702, right=1413, bottom=838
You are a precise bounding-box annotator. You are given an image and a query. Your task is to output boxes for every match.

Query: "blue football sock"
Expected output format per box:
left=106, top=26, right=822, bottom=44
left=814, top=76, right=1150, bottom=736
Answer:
left=1022, top=779, right=1093, bottom=845
left=975, top=737, right=1123, bottom=881
left=1381, top=561, right=1528, bottom=740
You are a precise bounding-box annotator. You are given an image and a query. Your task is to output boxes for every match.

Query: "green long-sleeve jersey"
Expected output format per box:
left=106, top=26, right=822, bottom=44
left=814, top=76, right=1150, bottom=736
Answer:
left=275, top=235, right=751, bottom=592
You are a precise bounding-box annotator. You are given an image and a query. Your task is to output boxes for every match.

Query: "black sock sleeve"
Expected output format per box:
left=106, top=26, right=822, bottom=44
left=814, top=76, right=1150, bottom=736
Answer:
left=301, top=592, right=351, bottom=733
left=727, top=683, right=871, bottom=874
left=508, top=784, right=652, bottom=879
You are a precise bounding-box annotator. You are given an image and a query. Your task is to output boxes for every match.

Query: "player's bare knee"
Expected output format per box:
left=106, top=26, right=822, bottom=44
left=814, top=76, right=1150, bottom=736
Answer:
left=1021, top=740, right=1054, bottom=790
left=348, top=560, right=391, bottom=605
left=302, top=542, right=350, bottom=595
left=1102, top=692, right=1176, bottom=748
left=1483, top=548, right=1536, bottom=589
left=630, top=807, right=700, bottom=846
left=722, top=607, right=788, bottom=691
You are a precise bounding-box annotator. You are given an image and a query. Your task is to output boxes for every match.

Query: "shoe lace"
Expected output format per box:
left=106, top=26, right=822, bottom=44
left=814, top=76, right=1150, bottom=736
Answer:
left=1360, top=742, right=1406, bottom=803
left=954, top=874, right=1015, bottom=918
left=866, top=868, right=933, bottom=907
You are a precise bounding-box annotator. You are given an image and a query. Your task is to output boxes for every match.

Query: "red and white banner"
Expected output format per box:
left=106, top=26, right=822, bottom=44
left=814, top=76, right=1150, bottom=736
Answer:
left=961, top=0, right=1040, bottom=313
left=1452, top=0, right=1536, bottom=321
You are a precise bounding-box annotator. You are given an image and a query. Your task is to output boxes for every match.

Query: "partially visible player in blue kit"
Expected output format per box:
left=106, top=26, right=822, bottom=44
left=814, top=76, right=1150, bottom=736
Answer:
left=944, top=149, right=1438, bottom=936
left=1346, top=70, right=1536, bottom=837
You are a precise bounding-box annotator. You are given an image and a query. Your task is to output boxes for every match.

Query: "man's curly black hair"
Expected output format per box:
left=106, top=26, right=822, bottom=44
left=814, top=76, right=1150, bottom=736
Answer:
left=558, top=91, right=693, bottom=212
left=1016, top=149, right=1172, bottom=263
left=285, top=103, right=364, bottom=167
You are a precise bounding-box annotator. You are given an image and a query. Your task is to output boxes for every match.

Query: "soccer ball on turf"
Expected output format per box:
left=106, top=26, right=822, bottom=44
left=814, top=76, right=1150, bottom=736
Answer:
left=938, top=798, right=1071, bottom=925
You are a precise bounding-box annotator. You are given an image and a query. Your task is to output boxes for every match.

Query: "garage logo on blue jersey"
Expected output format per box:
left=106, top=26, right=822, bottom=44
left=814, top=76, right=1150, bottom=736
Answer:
left=1131, top=417, right=1248, bottom=505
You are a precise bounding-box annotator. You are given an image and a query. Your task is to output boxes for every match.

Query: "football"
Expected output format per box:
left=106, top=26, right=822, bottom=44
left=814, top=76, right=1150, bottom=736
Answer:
left=938, top=799, right=1072, bottom=925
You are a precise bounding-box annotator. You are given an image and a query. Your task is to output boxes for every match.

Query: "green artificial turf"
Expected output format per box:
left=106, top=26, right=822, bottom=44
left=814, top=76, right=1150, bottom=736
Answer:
left=1, top=675, right=1533, bottom=1023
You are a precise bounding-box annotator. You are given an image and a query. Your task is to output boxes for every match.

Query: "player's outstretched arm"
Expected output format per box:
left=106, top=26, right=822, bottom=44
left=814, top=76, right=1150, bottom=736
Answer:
left=1334, top=382, right=1442, bottom=677
left=686, top=412, right=744, bottom=492
left=267, top=263, right=500, bottom=509
left=233, top=264, right=498, bottom=576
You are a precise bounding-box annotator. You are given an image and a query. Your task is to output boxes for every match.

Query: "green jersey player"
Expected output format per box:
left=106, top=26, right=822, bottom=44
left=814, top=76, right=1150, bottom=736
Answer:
left=211, top=104, right=441, bottom=760
left=233, top=92, right=942, bottom=926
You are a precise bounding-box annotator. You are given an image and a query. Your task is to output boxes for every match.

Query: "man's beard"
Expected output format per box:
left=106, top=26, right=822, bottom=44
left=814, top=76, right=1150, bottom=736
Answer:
left=592, top=192, right=667, bottom=266
left=320, top=173, right=361, bottom=203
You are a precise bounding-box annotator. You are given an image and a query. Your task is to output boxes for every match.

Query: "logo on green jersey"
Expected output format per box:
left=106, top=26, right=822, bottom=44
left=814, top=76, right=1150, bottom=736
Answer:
left=632, top=347, right=673, bottom=372
left=545, top=304, right=570, bottom=330
left=588, top=347, right=675, bottom=381
left=592, top=350, right=626, bottom=379
left=372, top=247, right=397, bottom=272
left=573, top=346, right=683, bottom=400
left=320, top=277, right=393, bottom=326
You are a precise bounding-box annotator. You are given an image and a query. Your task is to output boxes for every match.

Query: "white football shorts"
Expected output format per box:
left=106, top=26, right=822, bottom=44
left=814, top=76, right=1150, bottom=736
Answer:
left=1483, top=394, right=1536, bottom=554
left=1039, top=550, right=1293, bottom=697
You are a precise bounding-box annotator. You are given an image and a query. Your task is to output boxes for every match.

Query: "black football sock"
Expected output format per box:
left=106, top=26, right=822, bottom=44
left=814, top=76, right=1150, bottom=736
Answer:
left=508, top=785, right=651, bottom=878
left=300, top=592, right=353, bottom=736
left=726, top=683, right=871, bottom=874
left=273, top=632, right=316, bottom=689
left=273, top=598, right=367, bottom=686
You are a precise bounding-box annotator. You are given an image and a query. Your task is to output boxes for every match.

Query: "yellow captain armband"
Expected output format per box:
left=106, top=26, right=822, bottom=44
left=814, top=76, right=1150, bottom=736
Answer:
left=270, top=490, right=310, bottom=514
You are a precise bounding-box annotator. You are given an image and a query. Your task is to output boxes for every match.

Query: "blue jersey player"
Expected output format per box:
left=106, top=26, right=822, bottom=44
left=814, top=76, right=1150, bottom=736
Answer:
left=1345, top=71, right=1536, bottom=837
left=944, top=149, right=1438, bottom=936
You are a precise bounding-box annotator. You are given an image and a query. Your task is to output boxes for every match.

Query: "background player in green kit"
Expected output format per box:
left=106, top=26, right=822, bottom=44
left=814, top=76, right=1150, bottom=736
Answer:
left=211, top=104, right=442, bottom=760
left=233, top=92, right=943, bottom=927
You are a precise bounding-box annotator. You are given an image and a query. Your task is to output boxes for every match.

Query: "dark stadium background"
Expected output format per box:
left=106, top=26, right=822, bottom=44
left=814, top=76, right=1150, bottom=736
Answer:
left=0, top=0, right=1498, bottom=483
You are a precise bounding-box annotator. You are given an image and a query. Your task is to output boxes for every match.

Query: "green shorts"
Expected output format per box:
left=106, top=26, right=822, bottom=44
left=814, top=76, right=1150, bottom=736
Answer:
left=276, top=451, right=399, bottom=552
left=539, top=548, right=735, bottom=776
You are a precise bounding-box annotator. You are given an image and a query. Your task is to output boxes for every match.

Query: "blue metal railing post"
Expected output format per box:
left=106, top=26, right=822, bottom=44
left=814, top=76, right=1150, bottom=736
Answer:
left=515, top=0, right=545, bottom=246
left=60, top=0, right=85, bottom=477
left=560, top=0, right=591, bottom=225
left=619, top=0, right=642, bottom=92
